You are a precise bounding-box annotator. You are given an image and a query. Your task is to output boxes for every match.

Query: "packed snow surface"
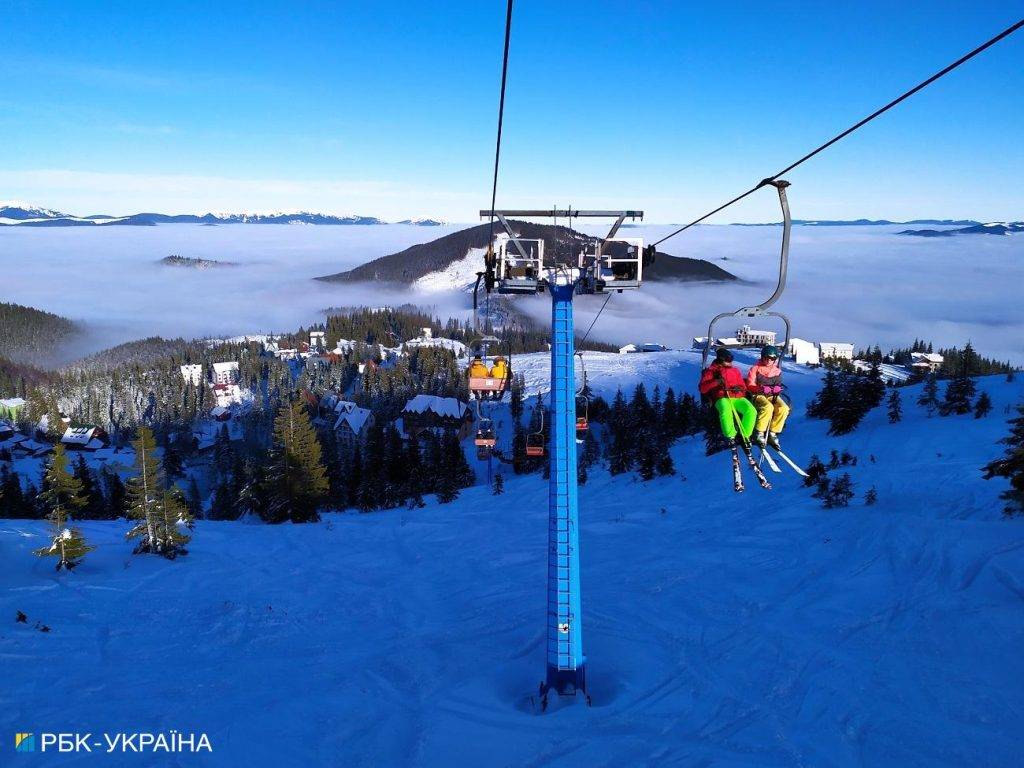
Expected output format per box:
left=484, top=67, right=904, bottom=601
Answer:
left=3, top=354, right=1023, bottom=766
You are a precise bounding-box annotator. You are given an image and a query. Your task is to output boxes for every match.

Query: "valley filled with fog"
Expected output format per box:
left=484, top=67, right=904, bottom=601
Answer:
left=2, top=222, right=1021, bottom=365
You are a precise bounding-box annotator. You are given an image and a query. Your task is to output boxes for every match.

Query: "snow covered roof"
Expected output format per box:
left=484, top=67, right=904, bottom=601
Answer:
left=61, top=426, right=96, bottom=445
left=0, top=397, right=27, bottom=408
left=334, top=404, right=372, bottom=434
left=911, top=352, right=944, bottom=364
left=210, top=406, right=230, bottom=418
left=402, top=395, right=470, bottom=419
left=402, top=335, right=467, bottom=356
left=212, top=361, right=239, bottom=373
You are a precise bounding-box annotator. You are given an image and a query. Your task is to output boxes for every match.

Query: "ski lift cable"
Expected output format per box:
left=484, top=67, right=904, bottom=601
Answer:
left=653, top=18, right=1024, bottom=248
left=578, top=292, right=613, bottom=346
left=484, top=0, right=515, bottom=295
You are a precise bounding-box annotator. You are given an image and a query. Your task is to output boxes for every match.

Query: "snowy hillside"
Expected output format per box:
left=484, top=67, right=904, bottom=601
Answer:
left=4, top=350, right=1024, bottom=765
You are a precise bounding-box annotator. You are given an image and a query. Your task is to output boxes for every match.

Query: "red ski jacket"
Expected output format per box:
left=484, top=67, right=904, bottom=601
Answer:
left=699, top=363, right=747, bottom=401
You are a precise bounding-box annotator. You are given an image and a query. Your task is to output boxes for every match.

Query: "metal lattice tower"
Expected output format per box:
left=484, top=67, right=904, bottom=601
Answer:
left=545, top=281, right=585, bottom=695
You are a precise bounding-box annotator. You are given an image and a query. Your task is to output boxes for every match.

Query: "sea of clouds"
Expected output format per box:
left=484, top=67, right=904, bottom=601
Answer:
left=1, top=222, right=1020, bottom=366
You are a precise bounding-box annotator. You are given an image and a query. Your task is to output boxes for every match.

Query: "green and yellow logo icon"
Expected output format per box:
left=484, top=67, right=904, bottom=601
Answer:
left=15, top=733, right=35, bottom=752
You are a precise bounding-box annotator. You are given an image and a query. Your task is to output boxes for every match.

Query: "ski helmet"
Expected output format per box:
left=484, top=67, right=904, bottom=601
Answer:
left=715, top=347, right=734, bottom=363
left=761, top=345, right=779, bottom=360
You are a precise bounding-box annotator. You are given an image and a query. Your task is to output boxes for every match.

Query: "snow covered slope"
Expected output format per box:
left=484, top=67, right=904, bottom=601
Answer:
left=3, top=369, right=1023, bottom=766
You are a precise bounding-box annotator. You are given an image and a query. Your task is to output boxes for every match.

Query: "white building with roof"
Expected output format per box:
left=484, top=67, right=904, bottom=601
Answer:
left=61, top=426, right=108, bottom=451
left=399, top=395, right=473, bottom=440
left=212, top=361, right=239, bottom=385
left=817, top=342, right=855, bottom=361
left=180, top=364, right=203, bottom=386
left=402, top=328, right=467, bottom=358
left=910, top=351, right=944, bottom=373
left=332, top=401, right=373, bottom=446
left=309, top=331, right=326, bottom=351
left=787, top=338, right=820, bottom=366
left=735, top=325, right=777, bottom=347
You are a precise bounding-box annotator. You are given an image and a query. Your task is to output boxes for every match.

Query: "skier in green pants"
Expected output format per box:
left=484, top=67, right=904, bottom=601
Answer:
left=698, top=348, right=757, bottom=443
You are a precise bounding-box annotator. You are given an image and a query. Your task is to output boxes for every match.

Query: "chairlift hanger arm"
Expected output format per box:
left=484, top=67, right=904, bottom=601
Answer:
left=700, top=181, right=793, bottom=369
left=480, top=209, right=644, bottom=219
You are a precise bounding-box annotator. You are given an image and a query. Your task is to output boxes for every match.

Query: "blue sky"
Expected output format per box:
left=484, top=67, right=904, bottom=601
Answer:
left=1, top=1, right=1021, bottom=222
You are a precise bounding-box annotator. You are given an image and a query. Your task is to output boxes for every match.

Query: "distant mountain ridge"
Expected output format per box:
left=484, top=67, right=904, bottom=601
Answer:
left=733, top=218, right=983, bottom=227
left=0, top=203, right=450, bottom=227
left=898, top=222, right=1024, bottom=237
left=315, top=221, right=737, bottom=286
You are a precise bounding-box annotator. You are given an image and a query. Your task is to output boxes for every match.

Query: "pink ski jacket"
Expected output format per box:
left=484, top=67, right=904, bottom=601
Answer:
left=746, top=359, right=783, bottom=396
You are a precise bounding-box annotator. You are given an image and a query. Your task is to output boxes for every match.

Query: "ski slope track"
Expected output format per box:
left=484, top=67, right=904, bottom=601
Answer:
left=2, top=353, right=1023, bottom=767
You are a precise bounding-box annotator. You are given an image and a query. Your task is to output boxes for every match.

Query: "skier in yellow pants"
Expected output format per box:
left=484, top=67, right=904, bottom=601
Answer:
left=746, top=345, right=790, bottom=449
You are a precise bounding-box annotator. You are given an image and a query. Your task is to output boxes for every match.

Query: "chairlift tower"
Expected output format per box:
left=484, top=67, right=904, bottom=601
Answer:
left=480, top=208, right=648, bottom=704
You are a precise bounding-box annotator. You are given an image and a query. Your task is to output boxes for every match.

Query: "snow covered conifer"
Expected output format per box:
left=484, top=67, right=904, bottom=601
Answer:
left=126, top=426, right=164, bottom=551
left=35, top=444, right=94, bottom=570
left=824, top=473, right=855, bottom=508
left=865, top=486, right=878, bottom=505
left=264, top=399, right=329, bottom=523
left=803, top=455, right=827, bottom=488
left=974, top=392, right=992, bottom=419
left=918, top=373, right=939, bottom=414
left=492, top=473, right=504, bottom=495
left=887, top=389, right=903, bottom=423
left=982, top=400, right=1024, bottom=515
left=937, top=354, right=970, bottom=415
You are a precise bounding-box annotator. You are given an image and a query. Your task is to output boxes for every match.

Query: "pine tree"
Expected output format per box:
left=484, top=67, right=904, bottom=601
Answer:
left=918, top=373, right=939, bottom=414
left=34, top=444, right=94, bottom=570
left=157, top=485, right=193, bottom=557
left=607, top=389, right=633, bottom=473
left=974, top=391, right=992, bottom=419
left=804, top=454, right=827, bottom=488
left=492, top=473, right=504, bottom=495
left=125, top=427, right=165, bottom=552
left=0, top=465, right=28, bottom=518
left=887, top=389, right=902, bottom=424
left=862, top=361, right=886, bottom=410
left=939, top=364, right=976, bottom=416
left=124, top=427, right=190, bottom=557
left=72, top=453, right=104, bottom=519
left=264, top=400, right=329, bottom=523
left=823, top=473, right=855, bottom=508
left=101, top=467, right=127, bottom=520
left=864, top=486, right=878, bottom=506
left=982, top=400, right=1024, bottom=515
left=807, top=369, right=841, bottom=420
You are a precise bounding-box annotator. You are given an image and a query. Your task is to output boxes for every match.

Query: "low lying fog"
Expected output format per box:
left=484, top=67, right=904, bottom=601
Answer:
left=1, top=222, right=1021, bottom=365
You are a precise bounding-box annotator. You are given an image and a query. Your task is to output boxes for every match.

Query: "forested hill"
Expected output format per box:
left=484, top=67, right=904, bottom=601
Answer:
left=314, top=221, right=737, bottom=285
left=0, top=303, right=80, bottom=366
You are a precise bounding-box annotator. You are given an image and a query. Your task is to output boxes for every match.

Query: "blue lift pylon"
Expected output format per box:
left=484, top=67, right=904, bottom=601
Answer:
left=545, top=281, right=585, bottom=698
left=479, top=207, right=646, bottom=708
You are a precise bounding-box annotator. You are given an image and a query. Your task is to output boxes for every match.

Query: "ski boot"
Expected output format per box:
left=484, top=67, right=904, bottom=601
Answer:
left=767, top=432, right=782, bottom=450
left=753, top=430, right=767, bottom=448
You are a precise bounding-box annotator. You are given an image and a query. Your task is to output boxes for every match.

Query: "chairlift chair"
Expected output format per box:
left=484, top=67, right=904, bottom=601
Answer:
left=468, top=334, right=511, bottom=399
left=574, top=353, right=589, bottom=431
left=526, top=400, right=546, bottom=457
left=701, top=180, right=794, bottom=369
left=494, top=232, right=544, bottom=294
left=581, top=237, right=645, bottom=292
left=575, top=396, right=589, bottom=432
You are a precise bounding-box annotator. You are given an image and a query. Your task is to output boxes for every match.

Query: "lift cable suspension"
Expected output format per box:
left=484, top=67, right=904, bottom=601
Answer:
left=653, top=18, right=1024, bottom=248
left=484, top=0, right=516, bottom=295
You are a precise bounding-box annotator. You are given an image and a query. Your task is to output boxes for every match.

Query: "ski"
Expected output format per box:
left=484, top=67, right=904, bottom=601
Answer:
left=758, top=447, right=782, bottom=473
left=768, top=446, right=809, bottom=478
left=731, top=446, right=745, bottom=492
left=738, top=440, right=772, bottom=489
